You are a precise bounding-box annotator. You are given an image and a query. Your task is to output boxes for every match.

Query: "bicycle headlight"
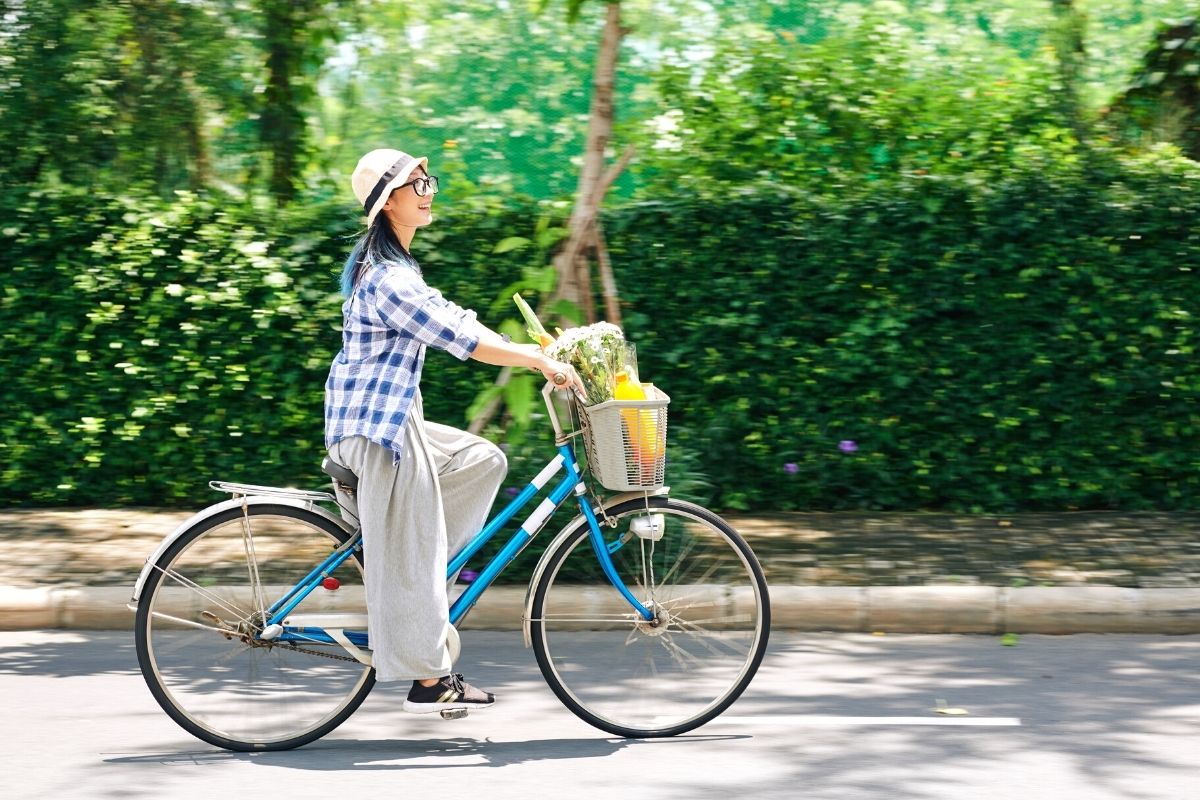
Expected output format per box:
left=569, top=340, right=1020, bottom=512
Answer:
left=630, top=514, right=665, bottom=541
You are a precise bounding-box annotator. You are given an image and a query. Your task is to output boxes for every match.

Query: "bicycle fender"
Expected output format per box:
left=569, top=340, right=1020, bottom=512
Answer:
left=128, top=496, right=354, bottom=606
left=521, top=488, right=668, bottom=648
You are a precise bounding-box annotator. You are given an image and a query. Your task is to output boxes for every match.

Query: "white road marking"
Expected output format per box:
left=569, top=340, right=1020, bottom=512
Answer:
left=701, top=715, right=1022, bottom=727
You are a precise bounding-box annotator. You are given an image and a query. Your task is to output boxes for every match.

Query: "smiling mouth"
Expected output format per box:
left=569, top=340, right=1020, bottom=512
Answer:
left=418, top=203, right=432, bottom=210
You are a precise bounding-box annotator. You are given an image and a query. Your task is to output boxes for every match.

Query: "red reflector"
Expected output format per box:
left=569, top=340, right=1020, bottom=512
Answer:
left=322, top=577, right=341, bottom=591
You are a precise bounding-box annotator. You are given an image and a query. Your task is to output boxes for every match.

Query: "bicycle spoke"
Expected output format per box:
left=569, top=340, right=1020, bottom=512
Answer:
left=666, top=625, right=744, bottom=660
left=240, top=510, right=268, bottom=621
left=651, top=536, right=701, bottom=589
left=656, top=590, right=725, bottom=608
left=623, top=624, right=641, bottom=648
left=155, top=564, right=255, bottom=624
left=528, top=616, right=639, bottom=625
left=656, top=632, right=706, bottom=671
left=675, top=613, right=754, bottom=628
left=149, top=611, right=236, bottom=636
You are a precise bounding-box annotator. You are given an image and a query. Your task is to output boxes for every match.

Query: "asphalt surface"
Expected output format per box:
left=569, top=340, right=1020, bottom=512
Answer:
left=4, top=630, right=1198, bottom=800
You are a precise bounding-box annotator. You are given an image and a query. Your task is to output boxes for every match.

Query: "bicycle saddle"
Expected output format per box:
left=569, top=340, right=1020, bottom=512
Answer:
left=321, top=456, right=359, bottom=493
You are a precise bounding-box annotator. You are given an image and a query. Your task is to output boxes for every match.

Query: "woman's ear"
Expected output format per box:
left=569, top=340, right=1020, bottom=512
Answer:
left=381, top=191, right=399, bottom=215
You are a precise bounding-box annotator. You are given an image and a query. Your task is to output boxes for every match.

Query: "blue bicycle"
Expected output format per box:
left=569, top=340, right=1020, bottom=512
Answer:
left=131, top=382, right=770, bottom=751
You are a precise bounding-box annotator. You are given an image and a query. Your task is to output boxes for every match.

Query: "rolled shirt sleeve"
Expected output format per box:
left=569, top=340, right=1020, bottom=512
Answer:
left=372, top=267, right=480, bottom=361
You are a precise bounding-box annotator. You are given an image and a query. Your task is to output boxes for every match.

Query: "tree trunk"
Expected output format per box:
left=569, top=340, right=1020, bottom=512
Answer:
left=467, top=366, right=513, bottom=436
left=551, top=1, right=624, bottom=323
left=588, top=143, right=635, bottom=327
left=183, top=71, right=211, bottom=189
left=1050, top=0, right=1089, bottom=145
left=593, top=223, right=621, bottom=324
left=260, top=0, right=311, bottom=204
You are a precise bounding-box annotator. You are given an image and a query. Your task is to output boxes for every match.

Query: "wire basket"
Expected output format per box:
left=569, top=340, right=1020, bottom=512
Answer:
left=575, top=386, right=670, bottom=492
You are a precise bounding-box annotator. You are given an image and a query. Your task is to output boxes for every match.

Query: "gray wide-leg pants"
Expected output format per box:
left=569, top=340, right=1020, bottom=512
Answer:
left=327, top=392, right=506, bottom=682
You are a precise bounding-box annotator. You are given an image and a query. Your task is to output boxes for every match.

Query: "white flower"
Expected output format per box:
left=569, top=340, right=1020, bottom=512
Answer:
left=545, top=321, right=624, bottom=361
left=544, top=322, right=631, bottom=405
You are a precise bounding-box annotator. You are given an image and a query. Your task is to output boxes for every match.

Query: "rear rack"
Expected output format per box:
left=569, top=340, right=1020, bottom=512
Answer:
left=209, top=480, right=337, bottom=505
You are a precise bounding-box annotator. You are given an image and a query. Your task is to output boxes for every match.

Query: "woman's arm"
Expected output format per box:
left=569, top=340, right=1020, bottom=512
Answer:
left=469, top=324, right=584, bottom=395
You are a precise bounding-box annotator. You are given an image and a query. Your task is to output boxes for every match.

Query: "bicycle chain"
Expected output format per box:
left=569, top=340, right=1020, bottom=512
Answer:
left=280, top=642, right=360, bottom=664
left=232, top=635, right=360, bottom=664
left=210, top=615, right=361, bottom=664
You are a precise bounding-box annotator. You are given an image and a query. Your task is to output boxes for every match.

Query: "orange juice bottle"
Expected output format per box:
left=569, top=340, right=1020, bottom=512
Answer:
left=614, top=371, right=658, bottom=481
left=638, top=382, right=663, bottom=479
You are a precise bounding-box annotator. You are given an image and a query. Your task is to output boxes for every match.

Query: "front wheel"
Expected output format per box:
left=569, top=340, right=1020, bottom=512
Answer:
left=529, top=497, right=770, bottom=737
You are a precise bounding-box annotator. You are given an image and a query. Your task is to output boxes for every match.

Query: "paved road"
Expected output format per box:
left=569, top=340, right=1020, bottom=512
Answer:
left=4, top=631, right=1198, bottom=799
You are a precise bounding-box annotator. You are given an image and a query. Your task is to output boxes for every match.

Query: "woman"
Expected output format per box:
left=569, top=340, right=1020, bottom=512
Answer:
left=325, top=148, right=579, bottom=714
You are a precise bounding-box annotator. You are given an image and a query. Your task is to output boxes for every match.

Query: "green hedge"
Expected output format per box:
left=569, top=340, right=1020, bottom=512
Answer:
left=2, top=147, right=1198, bottom=511
left=610, top=149, right=1200, bottom=511
left=0, top=187, right=527, bottom=506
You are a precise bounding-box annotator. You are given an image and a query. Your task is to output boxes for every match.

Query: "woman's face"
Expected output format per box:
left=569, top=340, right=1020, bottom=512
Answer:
left=381, top=165, right=434, bottom=230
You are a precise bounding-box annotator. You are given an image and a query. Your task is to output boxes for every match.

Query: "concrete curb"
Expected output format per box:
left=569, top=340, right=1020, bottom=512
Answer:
left=770, top=586, right=1200, bottom=634
left=2, top=585, right=1199, bottom=634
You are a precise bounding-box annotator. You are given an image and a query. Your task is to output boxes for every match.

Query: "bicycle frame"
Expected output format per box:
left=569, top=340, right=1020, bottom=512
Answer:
left=266, top=386, right=655, bottom=650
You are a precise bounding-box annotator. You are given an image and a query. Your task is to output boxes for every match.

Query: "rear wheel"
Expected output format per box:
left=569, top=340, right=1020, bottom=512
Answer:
left=134, top=503, right=374, bottom=751
left=529, top=497, right=770, bottom=737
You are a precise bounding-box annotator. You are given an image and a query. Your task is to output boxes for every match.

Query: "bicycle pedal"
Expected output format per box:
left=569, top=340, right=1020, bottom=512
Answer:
left=439, top=708, right=469, bottom=721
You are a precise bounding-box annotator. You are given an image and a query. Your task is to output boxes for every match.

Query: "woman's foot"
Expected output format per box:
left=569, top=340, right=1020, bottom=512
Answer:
left=403, top=673, right=496, bottom=713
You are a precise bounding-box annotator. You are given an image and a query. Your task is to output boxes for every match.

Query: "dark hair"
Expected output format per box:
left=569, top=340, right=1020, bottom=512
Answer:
left=339, top=214, right=417, bottom=297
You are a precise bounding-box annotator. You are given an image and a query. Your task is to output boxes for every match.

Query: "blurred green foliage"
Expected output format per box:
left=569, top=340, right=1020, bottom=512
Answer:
left=5, top=1, right=1195, bottom=199
left=2, top=0, right=1199, bottom=512
left=638, top=2, right=1068, bottom=189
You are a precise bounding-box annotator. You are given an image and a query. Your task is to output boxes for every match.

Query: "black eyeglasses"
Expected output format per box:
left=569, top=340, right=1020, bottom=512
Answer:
left=397, top=175, right=439, bottom=197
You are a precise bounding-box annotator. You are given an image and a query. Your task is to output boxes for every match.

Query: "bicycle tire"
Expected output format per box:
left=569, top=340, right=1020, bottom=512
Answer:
left=529, top=496, right=770, bottom=737
left=134, top=503, right=375, bottom=751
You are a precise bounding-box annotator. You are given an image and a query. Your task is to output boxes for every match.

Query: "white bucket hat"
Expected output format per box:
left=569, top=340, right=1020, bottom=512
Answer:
left=352, top=148, right=429, bottom=228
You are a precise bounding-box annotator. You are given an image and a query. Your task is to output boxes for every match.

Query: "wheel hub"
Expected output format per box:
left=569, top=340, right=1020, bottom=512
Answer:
left=633, top=603, right=671, bottom=637
left=202, top=610, right=271, bottom=647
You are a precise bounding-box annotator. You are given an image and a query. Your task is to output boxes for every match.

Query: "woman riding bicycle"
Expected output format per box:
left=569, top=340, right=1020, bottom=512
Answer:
left=324, top=148, right=580, bottom=713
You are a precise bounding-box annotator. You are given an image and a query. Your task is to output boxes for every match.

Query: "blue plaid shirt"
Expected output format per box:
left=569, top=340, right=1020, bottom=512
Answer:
left=324, top=258, right=480, bottom=462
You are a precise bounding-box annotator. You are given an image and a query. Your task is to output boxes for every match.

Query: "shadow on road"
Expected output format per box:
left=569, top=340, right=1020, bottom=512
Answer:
left=678, top=634, right=1200, bottom=800
left=0, top=630, right=139, bottom=677
left=102, top=734, right=748, bottom=771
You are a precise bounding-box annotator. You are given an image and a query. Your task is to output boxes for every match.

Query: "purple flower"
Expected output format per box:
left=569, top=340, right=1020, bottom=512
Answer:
left=458, top=569, right=479, bottom=584
left=505, top=486, right=520, bottom=497
left=839, top=440, right=859, bottom=453
left=783, top=462, right=799, bottom=474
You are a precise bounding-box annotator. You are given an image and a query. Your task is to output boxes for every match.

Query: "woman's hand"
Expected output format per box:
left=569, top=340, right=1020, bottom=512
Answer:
left=534, top=351, right=586, bottom=399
